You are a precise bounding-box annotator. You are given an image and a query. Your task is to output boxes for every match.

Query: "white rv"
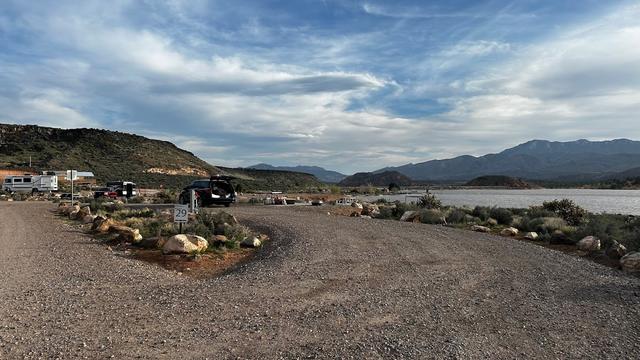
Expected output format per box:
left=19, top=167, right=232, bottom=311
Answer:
left=2, top=174, right=58, bottom=193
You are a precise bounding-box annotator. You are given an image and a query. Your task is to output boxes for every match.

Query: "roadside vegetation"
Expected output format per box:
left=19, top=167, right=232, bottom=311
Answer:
left=346, top=196, right=640, bottom=272
left=55, top=198, right=268, bottom=276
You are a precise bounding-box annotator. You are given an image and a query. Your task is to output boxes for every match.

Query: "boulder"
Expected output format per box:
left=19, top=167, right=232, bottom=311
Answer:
left=620, top=252, right=640, bottom=273
left=78, top=206, right=92, bottom=218
left=400, top=211, right=419, bottom=222
left=82, top=214, right=97, bottom=224
left=351, top=202, right=363, bottom=210
left=471, top=225, right=491, bottom=233
left=212, top=235, right=228, bottom=246
left=524, top=232, right=539, bottom=241
left=606, top=240, right=627, bottom=260
left=500, top=227, right=519, bottom=236
left=577, top=236, right=601, bottom=252
left=108, top=225, right=143, bottom=244
left=487, top=218, right=498, bottom=226
left=163, top=234, right=208, bottom=254
left=361, top=203, right=380, bottom=217
left=92, top=217, right=115, bottom=233
left=69, top=209, right=81, bottom=220
left=241, top=236, right=262, bottom=248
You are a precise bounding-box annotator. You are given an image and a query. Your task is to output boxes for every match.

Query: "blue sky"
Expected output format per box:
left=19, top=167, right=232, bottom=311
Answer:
left=1, top=0, right=639, bottom=174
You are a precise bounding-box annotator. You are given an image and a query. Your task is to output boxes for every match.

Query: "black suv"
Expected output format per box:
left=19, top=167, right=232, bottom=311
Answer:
left=178, top=175, right=237, bottom=207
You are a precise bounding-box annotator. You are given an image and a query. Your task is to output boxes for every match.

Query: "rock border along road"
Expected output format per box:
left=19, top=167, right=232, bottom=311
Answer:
left=0, top=202, right=639, bottom=359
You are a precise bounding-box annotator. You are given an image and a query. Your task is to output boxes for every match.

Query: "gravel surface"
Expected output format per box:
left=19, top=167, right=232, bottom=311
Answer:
left=1, top=202, right=639, bottom=359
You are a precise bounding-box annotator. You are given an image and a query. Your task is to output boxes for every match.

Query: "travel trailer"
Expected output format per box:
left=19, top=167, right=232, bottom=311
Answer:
left=2, top=174, right=58, bottom=193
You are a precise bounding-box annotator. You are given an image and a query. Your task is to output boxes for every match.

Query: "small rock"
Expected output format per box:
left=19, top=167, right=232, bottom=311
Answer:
left=620, top=252, right=640, bottom=273
left=500, top=227, right=519, bottom=236
left=241, top=237, right=262, bottom=248
left=487, top=218, right=498, bottom=226
left=577, top=236, right=601, bottom=252
left=400, top=211, right=419, bottom=222
left=606, top=240, right=627, bottom=260
left=471, top=225, right=491, bottom=233
left=524, top=232, right=539, bottom=241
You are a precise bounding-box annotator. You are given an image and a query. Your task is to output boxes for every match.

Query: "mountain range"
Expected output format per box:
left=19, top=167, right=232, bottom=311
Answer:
left=377, top=139, right=640, bottom=182
left=249, top=163, right=346, bottom=183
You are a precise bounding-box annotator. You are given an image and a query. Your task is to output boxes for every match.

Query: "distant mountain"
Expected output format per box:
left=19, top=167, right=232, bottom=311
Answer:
left=338, top=171, right=412, bottom=187
left=249, top=163, right=346, bottom=183
left=378, top=139, right=640, bottom=182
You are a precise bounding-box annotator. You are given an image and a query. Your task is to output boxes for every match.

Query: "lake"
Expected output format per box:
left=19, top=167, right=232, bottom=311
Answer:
left=360, top=189, right=640, bottom=215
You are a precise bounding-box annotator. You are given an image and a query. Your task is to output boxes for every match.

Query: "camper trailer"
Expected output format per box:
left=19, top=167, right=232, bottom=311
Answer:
left=2, top=174, right=58, bottom=193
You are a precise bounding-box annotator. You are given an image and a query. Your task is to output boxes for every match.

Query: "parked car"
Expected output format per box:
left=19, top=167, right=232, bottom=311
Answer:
left=105, top=181, right=137, bottom=198
left=179, top=175, right=237, bottom=207
left=93, top=187, right=118, bottom=199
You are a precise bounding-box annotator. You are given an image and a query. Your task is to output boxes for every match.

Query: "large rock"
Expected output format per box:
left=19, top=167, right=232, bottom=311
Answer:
left=92, top=217, right=115, bottom=233
left=162, top=234, right=208, bottom=254
left=108, top=224, right=143, bottom=244
left=361, top=203, right=380, bottom=217
left=78, top=206, right=92, bottom=218
left=82, top=214, right=97, bottom=224
left=620, top=252, right=640, bottom=273
left=606, top=240, right=627, bottom=260
left=500, top=227, right=519, bottom=236
left=241, top=236, right=262, bottom=248
left=65, top=204, right=80, bottom=217
left=400, top=211, right=419, bottom=222
left=487, top=218, right=498, bottom=226
left=471, top=225, right=491, bottom=233
left=524, top=232, right=539, bottom=241
left=351, top=202, right=363, bottom=210
left=577, top=236, right=601, bottom=252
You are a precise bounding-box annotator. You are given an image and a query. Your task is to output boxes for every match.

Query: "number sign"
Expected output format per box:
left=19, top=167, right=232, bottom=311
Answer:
left=174, top=204, right=189, bottom=223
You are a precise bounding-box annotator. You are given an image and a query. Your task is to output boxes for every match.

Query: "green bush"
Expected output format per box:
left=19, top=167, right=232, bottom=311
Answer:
left=542, top=199, right=587, bottom=226
left=419, top=209, right=445, bottom=224
left=526, top=206, right=556, bottom=219
left=472, top=206, right=491, bottom=221
left=489, top=208, right=513, bottom=225
left=417, top=193, right=442, bottom=209
left=524, top=217, right=567, bottom=234
left=446, top=209, right=468, bottom=224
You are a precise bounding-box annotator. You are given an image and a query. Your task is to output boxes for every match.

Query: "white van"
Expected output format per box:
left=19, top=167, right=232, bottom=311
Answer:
left=2, top=175, right=58, bottom=193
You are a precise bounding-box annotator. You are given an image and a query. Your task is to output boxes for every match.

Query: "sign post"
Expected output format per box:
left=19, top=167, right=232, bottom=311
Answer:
left=66, top=170, right=78, bottom=203
left=174, top=204, right=188, bottom=233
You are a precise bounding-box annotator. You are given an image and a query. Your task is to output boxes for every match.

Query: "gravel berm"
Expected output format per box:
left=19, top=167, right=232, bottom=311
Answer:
left=1, top=202, right=639, bottom=359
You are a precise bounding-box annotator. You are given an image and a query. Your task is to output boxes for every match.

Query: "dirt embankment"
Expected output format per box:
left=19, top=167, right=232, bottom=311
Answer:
left=1, top=202, right=639, bottom=359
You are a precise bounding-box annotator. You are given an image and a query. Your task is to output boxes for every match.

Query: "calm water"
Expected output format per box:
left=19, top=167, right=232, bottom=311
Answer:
left=360, top=189, right=640, bottom=215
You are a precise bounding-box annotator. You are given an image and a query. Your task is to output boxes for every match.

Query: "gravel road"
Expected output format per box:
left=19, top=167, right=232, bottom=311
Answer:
left=1, top=202, right=639, bottom=359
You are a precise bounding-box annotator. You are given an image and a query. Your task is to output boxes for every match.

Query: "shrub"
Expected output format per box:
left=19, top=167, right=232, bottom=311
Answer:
left=112, top=208, right=155, bottom=221
left=446, top=209, right=468, bottom=224
left=526, top=206, right=556, bottom=219
left=417, top=193, right=442, bottom=209
left=524, top=217, right=567, bottom=234
left=472, top=206, right=491, bottom=221
left=542, top=199, right=587, bottom=226
left=154, top=190, right=177, bottom=204
left=419, top=209, right=445, bottom=224
left=489, top=207, right=513, bottom=225
left=224, top=224, right=254, bottom=244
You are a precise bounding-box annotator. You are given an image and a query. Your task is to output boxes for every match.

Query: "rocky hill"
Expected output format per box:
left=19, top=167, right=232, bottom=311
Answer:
left=0, top=124, right=323, bottom=190
left=465, top=175, right=535, bottom=189
left=338, top=171, right=412, bottom=187
left=378, top=139, right=640, bottom=182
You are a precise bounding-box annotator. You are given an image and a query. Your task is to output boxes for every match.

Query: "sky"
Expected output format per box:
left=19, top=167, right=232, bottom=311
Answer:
left=1, top=0, right=639, bottom=174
